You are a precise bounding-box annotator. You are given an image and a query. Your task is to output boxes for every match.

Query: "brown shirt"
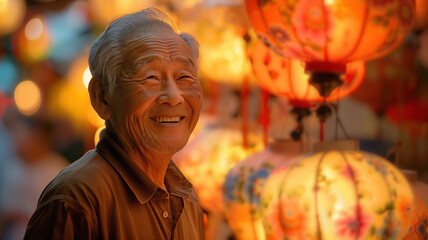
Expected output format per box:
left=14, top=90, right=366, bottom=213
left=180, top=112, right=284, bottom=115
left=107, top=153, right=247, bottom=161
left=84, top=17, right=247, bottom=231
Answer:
left=23, top=130, right=205, bottom=240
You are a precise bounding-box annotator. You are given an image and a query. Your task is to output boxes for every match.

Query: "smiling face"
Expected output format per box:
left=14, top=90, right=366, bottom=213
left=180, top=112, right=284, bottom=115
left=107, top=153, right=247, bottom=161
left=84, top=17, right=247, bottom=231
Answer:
left=107, top=28, right=202, bottom=155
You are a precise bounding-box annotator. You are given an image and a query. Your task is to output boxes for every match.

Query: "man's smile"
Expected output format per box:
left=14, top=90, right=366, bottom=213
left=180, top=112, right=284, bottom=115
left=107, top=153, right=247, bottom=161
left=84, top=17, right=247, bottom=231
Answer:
left=149, top=116, right=185, bottom=124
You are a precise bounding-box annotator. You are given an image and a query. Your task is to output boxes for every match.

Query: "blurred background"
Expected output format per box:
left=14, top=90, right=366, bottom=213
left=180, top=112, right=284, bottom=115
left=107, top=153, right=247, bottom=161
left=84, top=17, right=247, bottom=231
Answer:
left=0, top=0, right=427, bottom=239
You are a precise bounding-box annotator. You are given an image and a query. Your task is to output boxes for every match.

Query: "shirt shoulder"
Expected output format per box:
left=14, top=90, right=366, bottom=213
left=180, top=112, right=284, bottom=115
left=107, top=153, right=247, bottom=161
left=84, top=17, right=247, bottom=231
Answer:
left=37, top=150, right=120, bottom=210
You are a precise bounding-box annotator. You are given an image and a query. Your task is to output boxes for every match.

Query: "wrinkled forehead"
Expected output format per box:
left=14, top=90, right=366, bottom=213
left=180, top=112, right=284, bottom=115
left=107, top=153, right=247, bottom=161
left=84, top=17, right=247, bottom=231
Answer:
left=122, top=29, right=195, bottom=72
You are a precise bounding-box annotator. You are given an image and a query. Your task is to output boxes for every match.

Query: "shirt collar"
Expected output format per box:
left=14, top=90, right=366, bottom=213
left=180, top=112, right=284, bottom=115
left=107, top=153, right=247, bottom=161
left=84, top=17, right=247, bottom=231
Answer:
left=95, top=128, right=196, bottom=204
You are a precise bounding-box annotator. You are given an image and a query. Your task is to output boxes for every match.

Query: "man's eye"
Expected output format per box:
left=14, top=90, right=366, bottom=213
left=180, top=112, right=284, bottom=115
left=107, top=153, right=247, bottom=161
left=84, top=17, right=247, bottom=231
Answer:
left=145, top=75, right=159, bottom=80
left=178, top=75, right=193, bottom=80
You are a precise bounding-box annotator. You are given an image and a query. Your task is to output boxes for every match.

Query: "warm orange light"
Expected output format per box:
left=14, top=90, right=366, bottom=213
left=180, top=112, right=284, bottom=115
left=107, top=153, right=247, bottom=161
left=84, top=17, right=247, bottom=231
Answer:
left=261, top=146, right=415, bottom=240
left=250, top=40, right=365, bottom=106
left=179, top=5, right=252, bottom=86
left=88, top=0, right=158, bottom=26
left=174, top=124, right=264, bottom=213
left=223, top=141, right=306, bottom=240
left=0, top=0, right=26, bottom=36
left=16, top=15, right=51, bottom=63
left=83, top=66, right=92, bottom=88
left=245, top=0, right=416, bottom=62
left=94, top=125, right=105, bottom=145
left=14, top=80, right=41, bottom=116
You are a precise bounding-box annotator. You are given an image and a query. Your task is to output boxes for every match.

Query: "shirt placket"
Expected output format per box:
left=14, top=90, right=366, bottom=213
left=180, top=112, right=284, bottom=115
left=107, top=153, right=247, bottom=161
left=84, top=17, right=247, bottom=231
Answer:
left=153, top=189, right=173, bottom=238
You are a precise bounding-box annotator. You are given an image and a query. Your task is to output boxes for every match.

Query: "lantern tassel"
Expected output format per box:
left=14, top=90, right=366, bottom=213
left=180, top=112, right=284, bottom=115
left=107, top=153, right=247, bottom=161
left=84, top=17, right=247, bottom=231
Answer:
left=241, top=77, right=249, bottom=149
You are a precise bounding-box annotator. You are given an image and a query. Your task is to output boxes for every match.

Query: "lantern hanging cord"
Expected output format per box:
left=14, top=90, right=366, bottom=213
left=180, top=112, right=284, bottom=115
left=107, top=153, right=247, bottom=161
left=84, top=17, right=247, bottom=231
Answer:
left=331, top=103, right=350, bottom=139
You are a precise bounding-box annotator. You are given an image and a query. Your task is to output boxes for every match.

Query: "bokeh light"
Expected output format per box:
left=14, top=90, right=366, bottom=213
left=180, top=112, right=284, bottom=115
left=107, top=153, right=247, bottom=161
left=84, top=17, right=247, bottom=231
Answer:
left=0, top=57, right=19, bottom=94
left=83, top=66, right=92, bottom=88
left=14, top=80, right=41, bottom=116
left=25, top=18, right=43, bottom=41
left=0, top=0, right=26, bottom=36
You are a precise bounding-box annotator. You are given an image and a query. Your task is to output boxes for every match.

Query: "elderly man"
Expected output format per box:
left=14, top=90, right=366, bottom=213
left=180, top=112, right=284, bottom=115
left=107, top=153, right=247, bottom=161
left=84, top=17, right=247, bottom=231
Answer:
left=24, top=8, right=204, bottom=240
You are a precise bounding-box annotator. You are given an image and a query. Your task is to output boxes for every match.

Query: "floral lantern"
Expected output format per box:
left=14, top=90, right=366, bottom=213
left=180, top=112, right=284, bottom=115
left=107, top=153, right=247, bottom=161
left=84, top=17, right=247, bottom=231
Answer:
left=223, top=140, right=305, bottom=240
left=174, top=123, right=264, bottom=213
left=250, top=39, right=365, bottom=106
left=179, top=4, right=252, bottom=86
left=401, top=169, right=428, bottom=239
left=245, top=0, right=416, bottom=97
left=261, top=142, right=415, bottom=240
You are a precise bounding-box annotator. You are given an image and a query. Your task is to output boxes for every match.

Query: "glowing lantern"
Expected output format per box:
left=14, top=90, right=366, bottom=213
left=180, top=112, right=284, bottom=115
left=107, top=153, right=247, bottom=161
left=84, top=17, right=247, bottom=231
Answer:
left=261, top=141, right=415, bottom=240
left=413, top=0, right=428, bottom=30
left=14, top=15, right=51, bottom=63
left=48, top=55, right=103, bottom=134
left=245, top=0, right=415, bottom=97
left=223, top=140, right=305, bottom=240
left=14, top=80, right=41, bottom=116
left=174, top=123, right=264, bottom=213
left=250, top=39, right=365, bottom=106
left=401, top=170, right=428, bottom=239
left=180, top=5, right=252, bottom=86
left=0, top=0, right=26, bottom=36
left=88, top=0, right=160, bottom=26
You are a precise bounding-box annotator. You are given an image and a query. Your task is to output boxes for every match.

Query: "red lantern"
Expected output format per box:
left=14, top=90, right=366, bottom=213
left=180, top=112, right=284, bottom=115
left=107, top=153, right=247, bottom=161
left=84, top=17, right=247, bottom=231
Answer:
left=245, top=0, right=415, bottom=96
left=250, top=39, right=365, bottom=107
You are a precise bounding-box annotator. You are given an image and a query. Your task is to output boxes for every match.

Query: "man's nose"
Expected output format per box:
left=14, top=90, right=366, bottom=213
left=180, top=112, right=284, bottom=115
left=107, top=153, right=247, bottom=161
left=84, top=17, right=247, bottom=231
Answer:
left=157, top=79, right=184, bottom=106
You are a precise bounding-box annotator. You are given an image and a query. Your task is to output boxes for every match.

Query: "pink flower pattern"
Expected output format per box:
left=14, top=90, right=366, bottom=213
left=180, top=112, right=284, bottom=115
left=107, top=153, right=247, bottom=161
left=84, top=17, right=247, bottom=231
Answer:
left=291, top=0, right=334, bottom=46
left=335, top=205, right=372, bottom=239
left=397, top=0, right=415, bottom=26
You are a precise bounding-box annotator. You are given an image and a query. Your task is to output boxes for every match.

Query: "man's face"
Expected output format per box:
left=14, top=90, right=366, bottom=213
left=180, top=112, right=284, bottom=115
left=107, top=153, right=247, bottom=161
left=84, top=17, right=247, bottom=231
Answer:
left=108, top=29, right=202, bottom=155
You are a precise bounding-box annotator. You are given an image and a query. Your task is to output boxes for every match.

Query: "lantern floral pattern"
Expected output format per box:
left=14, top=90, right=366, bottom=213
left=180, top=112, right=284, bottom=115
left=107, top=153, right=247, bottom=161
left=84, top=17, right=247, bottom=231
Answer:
left=261, top=150, right=415, bottom=240
left=402, top=170, right=428, bottom=239
left=223, top=141, right=304, bottom=240
left=245, top=0, right=416, bottom=62
left=173, top=123, right=264, bottom=213
left=250, top=39, right=365, bottom=106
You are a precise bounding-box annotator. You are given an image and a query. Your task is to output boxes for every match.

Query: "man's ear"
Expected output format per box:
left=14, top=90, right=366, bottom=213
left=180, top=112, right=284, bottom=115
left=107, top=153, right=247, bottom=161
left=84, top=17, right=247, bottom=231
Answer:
left=88, top=78, right=111, bottom=120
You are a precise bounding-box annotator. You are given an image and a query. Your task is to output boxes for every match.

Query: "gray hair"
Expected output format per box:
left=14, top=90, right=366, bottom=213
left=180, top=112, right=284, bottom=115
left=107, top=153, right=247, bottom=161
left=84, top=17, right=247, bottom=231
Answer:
left=88, top=8, right=199, bottom=96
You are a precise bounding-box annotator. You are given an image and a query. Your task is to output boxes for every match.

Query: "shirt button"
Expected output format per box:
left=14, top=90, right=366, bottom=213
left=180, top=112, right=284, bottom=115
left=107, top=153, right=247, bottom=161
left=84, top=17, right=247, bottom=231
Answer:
left=163, top=211, right=169, bottom=218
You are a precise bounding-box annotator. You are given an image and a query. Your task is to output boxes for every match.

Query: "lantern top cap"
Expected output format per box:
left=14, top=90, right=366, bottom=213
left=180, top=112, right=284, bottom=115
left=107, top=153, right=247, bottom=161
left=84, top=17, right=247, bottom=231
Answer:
left=312, top=139, right=359, bottom=152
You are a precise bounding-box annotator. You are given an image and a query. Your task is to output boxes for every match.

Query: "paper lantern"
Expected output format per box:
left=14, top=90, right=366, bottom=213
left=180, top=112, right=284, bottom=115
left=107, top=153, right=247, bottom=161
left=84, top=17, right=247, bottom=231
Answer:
left=245, top=0, right=415, bottom=97
left=261, top=148, right=415, bottom=239
left=0, top=0, right=26, bottom=36
left=179, top=5, right=252, bottom=86
left=223, top=141, right=305, bottom=240
left=250, top=39, right=365, bottom=106
left=174, top=123, right=264, bottom=213
left=401, top=169, right=428, bottom=239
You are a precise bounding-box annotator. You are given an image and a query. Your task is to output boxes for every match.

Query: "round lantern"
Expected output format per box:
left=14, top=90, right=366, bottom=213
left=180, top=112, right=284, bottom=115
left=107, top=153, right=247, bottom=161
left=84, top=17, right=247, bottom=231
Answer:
left=250, top=39, right=365, bottom=106
left=245, top=0, right=416, bottom=97
left=174, top=123, right=264, bottom=213
left=261, top=149, right=415, bottom=240
left=0, top=0, right=26, bottom=36
left=223, top=140, right=306, bottom=240
left=179, top=4, right=252, bottom=86
left=401, top=169, right=428, bottom=239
